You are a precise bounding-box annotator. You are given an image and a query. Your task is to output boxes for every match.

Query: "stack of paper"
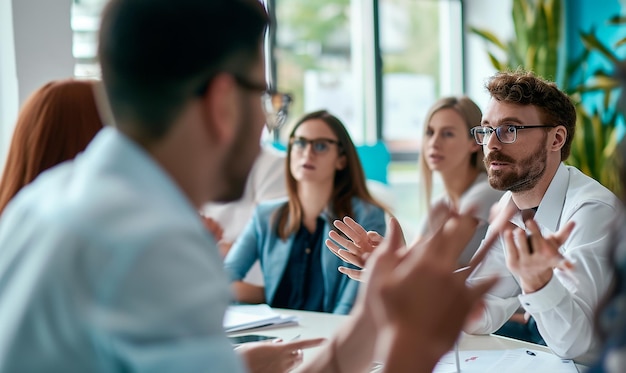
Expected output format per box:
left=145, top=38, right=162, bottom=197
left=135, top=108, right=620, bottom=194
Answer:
left=434, top=348, right=579, bottom=373
left=223, top=304, right=298, bottom=333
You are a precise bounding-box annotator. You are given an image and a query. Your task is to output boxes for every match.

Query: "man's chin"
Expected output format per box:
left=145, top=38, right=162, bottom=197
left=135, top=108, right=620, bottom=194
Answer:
left=213, top=186, right=246, bottom=204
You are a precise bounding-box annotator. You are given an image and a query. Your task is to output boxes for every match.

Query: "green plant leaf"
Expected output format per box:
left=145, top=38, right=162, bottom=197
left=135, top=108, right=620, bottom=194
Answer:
left=513, top=0, right=530, bottom=54
left=615, top=38, right=626, bottom=48
left=580, top=29, right=620, bottom=64
left=469, top=27, right=507, bottom=50
left=607, top=15, right=626, bottom=25
left=487, top=52, right=507, bottom=71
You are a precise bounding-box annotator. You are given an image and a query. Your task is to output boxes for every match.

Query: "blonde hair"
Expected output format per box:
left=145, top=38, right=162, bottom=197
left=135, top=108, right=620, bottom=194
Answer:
left=418, top=96, right=484, bottom=210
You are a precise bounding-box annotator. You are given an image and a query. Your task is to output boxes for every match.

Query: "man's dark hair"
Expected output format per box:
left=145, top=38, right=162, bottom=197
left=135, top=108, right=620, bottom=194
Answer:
left=486, top=70, right=577, bottom=161
left=98, top=0, right=269, bottom=140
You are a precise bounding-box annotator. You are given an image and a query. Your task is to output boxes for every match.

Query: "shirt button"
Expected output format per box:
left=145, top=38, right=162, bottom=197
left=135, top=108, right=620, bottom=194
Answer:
left=305, top=248, right=311, bottom=254
left=524, top=302, right=530, bottom=306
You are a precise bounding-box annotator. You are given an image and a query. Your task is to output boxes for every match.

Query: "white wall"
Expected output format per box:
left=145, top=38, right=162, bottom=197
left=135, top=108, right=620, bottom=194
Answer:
left=0, top=0, right=74, bottom=168
left=0, top=0, right=18, bottom=165
left=463, top=0, right=513, bottom=111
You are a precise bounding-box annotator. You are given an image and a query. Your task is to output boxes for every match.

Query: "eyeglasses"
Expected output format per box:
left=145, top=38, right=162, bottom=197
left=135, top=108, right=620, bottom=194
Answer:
left=195, top=73, right=293, bottom=132
left=261, top=91, right=292, bottom=131
left=470, top=124, right=557, bottom=145
left=235, top=76, right=293, bottom=131
left=290, top=137, right=340, bottom=154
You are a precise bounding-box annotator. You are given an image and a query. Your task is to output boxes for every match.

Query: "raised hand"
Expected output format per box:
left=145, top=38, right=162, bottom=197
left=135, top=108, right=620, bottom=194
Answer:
left=362, top=209, right=498, bottom=373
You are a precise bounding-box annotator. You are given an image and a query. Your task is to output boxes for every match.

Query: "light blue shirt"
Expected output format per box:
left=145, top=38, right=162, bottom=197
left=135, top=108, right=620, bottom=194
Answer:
left=0, top=128, right=246, bottom=373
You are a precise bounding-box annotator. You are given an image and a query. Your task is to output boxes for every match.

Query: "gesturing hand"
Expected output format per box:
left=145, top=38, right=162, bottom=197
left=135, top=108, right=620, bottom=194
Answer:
left=504, top=219, right=576, bottom=293
left=325, top=216, right=392, bottom=282
left=362, top=211, right=498, bottom=373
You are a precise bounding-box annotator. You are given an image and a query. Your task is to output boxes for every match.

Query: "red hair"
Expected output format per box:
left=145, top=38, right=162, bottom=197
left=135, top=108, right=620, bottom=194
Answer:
left=0, top=79, right=103, bottom=214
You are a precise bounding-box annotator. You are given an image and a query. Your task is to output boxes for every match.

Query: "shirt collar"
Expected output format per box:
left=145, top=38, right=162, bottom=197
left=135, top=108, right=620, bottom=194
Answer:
left=506, top=163, right=569, bottom=232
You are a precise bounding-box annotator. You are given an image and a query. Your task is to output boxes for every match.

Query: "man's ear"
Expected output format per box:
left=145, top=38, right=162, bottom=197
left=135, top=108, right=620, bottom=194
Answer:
left=201, top=73, right=238, bottom=145
left=551, top=125, right=567, bottom=152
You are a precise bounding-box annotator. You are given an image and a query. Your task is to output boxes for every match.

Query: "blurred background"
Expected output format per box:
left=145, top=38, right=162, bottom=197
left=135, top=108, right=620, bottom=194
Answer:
left=1, top=0, right=625, bottom=240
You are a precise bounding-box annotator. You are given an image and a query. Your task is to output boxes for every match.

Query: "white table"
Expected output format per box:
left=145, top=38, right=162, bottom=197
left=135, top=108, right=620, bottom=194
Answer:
left=228, top=309, right=587, bottom=372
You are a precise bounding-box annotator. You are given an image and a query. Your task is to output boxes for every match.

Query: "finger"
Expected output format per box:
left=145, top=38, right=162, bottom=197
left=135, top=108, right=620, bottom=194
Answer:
left=336, top=249, right=366, bottom=268
left=377, top=217, right=405, bottom=256
left=288, top=349, right=304, bottom=371
left=553, top=221, right=575, bottom=245
left=327, top=239, right=365, bottom=267
left=334, top=218, right=368, bottom=247
left=469, top=202, right=517, bottom=268
left=362, top=221, right=405, bottom=281
left=427, top=200, right=454, bottom=233
left=338, top=266, right=364, bottom=282
left=513, top=228, right=530, bottom=257
left=453, top=264, right=474, bottom=282
left=466, top=276, right=499, bottom=302
left=343, top=216, right=369, bottom=239
left=328, top=230, right=365, bottom=254
left=503, top=229, right=519, bottom=266
left=367, top=231, right=384, bottom=245
left=284, top=337, right=326, bottom=350
left=325, top=238, right=343, bottom=257
left=438, top=214, right=479, bottom=266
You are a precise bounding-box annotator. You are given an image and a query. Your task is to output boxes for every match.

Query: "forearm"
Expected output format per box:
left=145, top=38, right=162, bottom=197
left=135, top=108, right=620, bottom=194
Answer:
left=297, top=304, right=377, bottom=373
left=464, top=294, right=519, bottom=334
left=379, top=328, right=440, bottom=373
left=521, top=274, right=600, bottom=358
left=231, top=281, right=265, bottom=304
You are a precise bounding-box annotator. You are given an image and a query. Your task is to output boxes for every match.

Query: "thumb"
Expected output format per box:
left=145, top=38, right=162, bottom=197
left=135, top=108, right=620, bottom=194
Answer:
left=381, top=217, right=404, bottom=255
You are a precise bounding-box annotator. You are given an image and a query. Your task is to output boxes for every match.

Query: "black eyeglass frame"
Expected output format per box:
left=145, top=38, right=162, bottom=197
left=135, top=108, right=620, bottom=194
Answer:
left=289, top=137, right=342, bottom=154
left=470, top=124, right=557, bottom=145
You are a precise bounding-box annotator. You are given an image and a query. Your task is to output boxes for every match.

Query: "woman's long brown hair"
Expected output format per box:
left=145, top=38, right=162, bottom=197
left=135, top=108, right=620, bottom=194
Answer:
left=0, top=79, right=103, bottom=214
left=276, top=110, right=387, bottom=239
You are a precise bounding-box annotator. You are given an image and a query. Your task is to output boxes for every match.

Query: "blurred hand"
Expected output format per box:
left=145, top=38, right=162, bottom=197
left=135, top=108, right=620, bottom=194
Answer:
left=199, top=215, right=233, bottom=257
left=237, top=338, right=325, bottom=373
left=201, top=216, right=224, bottom=241
left=361, top=212, right=498, bottom=372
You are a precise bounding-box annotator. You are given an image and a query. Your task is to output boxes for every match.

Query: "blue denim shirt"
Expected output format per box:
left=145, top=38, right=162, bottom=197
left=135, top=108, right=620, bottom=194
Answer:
left=224, top=197, right=386, bottom=315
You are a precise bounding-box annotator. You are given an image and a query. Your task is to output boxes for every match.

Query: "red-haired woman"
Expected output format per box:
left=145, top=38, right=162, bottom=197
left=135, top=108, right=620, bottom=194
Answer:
left=0, top=79, right=103, bottom=214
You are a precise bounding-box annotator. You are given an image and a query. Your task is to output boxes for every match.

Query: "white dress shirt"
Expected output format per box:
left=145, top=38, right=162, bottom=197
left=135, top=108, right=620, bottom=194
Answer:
left=466, top=163, right=622, bottom=359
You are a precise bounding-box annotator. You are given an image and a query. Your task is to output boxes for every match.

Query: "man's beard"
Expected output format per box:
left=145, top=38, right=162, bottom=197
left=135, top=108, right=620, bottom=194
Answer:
left=215, top=109, right=258, bottom=203
left=484, top=138, right=548, bottom=192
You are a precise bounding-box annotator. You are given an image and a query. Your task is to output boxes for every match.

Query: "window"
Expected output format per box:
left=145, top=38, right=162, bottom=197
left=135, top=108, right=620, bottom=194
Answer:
left=71, top=0, right=105, bottom=78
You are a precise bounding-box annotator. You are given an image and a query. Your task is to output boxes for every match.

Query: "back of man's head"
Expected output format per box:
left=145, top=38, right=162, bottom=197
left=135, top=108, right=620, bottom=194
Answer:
left=98, top=0, right=268, bottom=140
left=486, top=70, right=576, bottom=161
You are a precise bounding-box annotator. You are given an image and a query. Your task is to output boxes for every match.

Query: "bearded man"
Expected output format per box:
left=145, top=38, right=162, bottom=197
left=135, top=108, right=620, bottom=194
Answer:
left=465, top=71, right=622, bottom=361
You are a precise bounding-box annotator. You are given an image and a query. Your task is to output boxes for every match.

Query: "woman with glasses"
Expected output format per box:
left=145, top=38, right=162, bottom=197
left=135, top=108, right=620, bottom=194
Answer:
left=327, top=96, right=504, bottom=280
left=223, top=110, right=387, bottom=314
